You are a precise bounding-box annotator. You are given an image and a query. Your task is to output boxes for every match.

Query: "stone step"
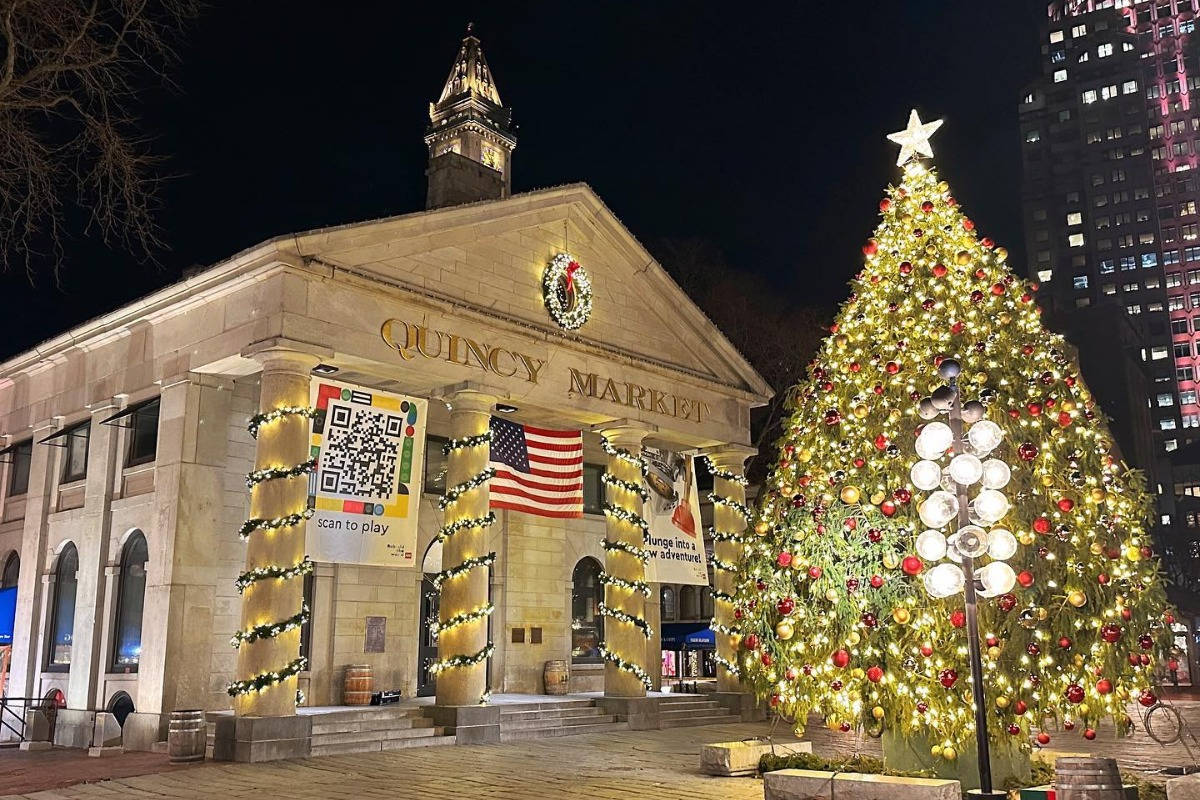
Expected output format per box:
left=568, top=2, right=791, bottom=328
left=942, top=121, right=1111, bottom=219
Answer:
left=303, top=707, right=425, bottom=725
left=657, top=701, right=721, bottom=712
left=492, top=699, right=596, bottom=713
left=311, top=731, right=456, bottom=757
left=310, top=716, right=433, bottom=735
left=499, top=707, right=611, bottom=722
left=499, top=721, right=629, bottom=742
left=500, top=714, right=619, bottom=731
left=659, top=713, right=741, bottom=729
left=310, top=726, right=443, bottom=748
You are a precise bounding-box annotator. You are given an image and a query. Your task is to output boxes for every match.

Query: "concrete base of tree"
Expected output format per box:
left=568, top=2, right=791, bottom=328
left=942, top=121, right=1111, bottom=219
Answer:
left=1167, top=773, right=1200, bottom=799
left=595, top=696, right=660, bottom=730
left=425, top=704, right=500, bottom=744
left=212, top=714, right=312, bottom=762
left=763, top=769, right=960, bottom=800
left=882, top=728, right=1030, bottom=791
left=701, top=738, right=810, bottom=776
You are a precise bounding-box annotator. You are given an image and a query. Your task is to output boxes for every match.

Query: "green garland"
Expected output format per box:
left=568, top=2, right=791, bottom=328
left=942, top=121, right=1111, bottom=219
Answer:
left=438, top=467, right=497, bottom=510
left=707, top=524, right=748, bottom=544
left=437, top=512, right=497, bottom=543
left=708, top=492, right=752, bottom=520
left=227, top=656, right=308, bottom=697
left=602, top=501, right=650, bottom=532
left=236, top=557, right=314, bottom=593
left=713, top=653, right=740, bottom=676
left=432, top=603, right=495, bottom=635
left=239, top=509, right=314, bottom=540
left=701, top=455, right=750, bottom=487
left=598, top=601, right=653, bottom=637
left=229, top=404, right=318, bottom=703
left=602, top=538, right=653, bottom=561
left=711, top=556, right=739, bottom=573
left=231, top=605, right=310, bottom=648
left=600, top=471, right=650, bottom=500
left=431, top=552, right=497, bottom=590
left=599, top=571, right=651, bottom=596
left=705, top=459, right=749, bottom=686
left=598, top=645, right=654, bottom=690
left=429, top=643, right=495, bottom=674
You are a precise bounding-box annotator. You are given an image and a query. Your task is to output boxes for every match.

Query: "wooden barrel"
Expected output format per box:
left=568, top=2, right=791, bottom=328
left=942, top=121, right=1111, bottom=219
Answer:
left=167, top=710, right=206, bottom=763
left=543, top=660, right=570, bottom=695
left=1056, top=756, right=1125, bottom=800
left=343, top=664, right=374, bottom=705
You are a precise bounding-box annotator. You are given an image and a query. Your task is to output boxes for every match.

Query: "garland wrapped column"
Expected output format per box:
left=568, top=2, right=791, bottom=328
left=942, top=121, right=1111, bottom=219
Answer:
left=435, top=390, right=497, bottom=707
left=233, top=348, right=320, bottom=717
left=598, top=425, right=652, bottom=697
left=703, top=445, right=756, bottom=694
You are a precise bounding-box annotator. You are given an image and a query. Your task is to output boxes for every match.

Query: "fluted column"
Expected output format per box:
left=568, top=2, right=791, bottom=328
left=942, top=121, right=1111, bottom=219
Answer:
left=598, top=425, right=652, bottom=698
left=233, top=347, right=320, bottom=717
left=707, top=444, right=755, bottom=693
left=435, top=389, right=497, bottom=707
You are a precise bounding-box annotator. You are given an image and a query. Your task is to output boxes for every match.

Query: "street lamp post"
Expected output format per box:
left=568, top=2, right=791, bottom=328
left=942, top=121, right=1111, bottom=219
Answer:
left=911, top=358, right=1014, bottom=800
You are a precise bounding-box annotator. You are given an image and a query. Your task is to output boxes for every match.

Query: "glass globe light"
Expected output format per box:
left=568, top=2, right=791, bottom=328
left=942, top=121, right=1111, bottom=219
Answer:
left=924, top=562, right=965, bottom=598
left=973, top=489, right=1010, bottom=523
left=917, top=421, right=954, bottom=457
left=918, top=490, right=959, bottom=529
left=948, top=453, right=983, bottom=486
left=980, top=459, right=1011, bottom=490
left=948, top=525, right=989, bottom=558
left=916, top=529, right=948, bottom=561
left=910, top=460, right=942, bottom=491
left=987, top=528, right=1018, bottom=561
left=966, top=420, right=1003, bottom=455
left=977, top=561, right=1017, bottom=598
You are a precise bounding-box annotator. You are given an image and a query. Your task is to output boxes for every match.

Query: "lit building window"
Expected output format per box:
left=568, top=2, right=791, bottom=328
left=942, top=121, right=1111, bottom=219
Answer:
left=1072, top=24, right=1087, bottom=37
left=1050, top=30, right=1064, bottom=43
left=1067, top=212, right=1083, bottom=225
left=1162, top=418, right=1179, bottom=430
left=1159, top=393, right=1177, bottom=406
left=1153, top=346, right=1171, bottom=359
left=1025, top=129, right=1041, bottom=143
left=1037, top=269, right=1054, bottom=282
left=1083, top=89, right=1098, bottom=104
left=1054, top=69, right=1068, bottom=83
left=1073, top=275, right=1089, bottom=289
left=1127, top=304, right=1143, bottom=314
left=1183, top=390, right=1199, bottom=405
left=1184, top=414, right=1200, bottom=427
left=1103, top=283, right=1117, bottom=295
left=1069, top=233, right=1086, bottom=247
left=1122, top=80, right=1139, bottom=94
left=1098, top=43, right=1114, bottom=57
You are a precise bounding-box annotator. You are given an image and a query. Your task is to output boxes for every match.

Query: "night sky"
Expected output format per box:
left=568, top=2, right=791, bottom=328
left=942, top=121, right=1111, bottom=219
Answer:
left=0, top=1, right=1050, bottom=358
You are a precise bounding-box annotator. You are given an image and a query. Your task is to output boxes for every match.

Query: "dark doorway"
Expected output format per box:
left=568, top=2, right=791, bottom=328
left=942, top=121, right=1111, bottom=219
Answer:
left=108, top=691, right=134, bottom=727
left=417, top=576, right=439, bottom=697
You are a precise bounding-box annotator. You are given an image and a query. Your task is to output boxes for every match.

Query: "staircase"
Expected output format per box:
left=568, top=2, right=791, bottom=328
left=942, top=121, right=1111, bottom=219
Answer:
left=309, top=706, right=455, bottom=756
left=498, top=699, right=628, bottom=742
left=656, top=694, right=741, bottom=728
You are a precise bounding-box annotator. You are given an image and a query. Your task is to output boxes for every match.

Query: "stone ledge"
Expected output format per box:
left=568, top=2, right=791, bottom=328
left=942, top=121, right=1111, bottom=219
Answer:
left=425, top=704, right=500, bottom=744
left=700, top=739, right=811, bottom=776
left=212, top=715, right=312, bottom=763
left=763, top=769, right=961, bottom=800
left=594, top=697, right=660, bottom=731
left=710, top=691, right=766, bottom=722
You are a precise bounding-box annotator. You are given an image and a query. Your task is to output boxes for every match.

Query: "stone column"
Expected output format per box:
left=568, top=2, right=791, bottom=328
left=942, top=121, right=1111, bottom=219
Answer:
left=435, top=389, right=496, bottom=708
left=232, top=347, right=320, bottom=719
left=67, top=401, right=121, bottom=710
left=9, top=421, right=56, bottom=703
left=598, top=424, right=652, bottom=699
left=707, top=444, right=761, bottom=721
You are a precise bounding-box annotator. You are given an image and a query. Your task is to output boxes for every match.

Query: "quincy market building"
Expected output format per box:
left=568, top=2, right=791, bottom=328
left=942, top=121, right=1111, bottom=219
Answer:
left=0, top=33, right=770, bottom=753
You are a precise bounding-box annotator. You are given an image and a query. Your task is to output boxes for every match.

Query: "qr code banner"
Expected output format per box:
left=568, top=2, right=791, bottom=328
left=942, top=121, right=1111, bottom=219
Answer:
left=306, top=379, right=428, bottom=567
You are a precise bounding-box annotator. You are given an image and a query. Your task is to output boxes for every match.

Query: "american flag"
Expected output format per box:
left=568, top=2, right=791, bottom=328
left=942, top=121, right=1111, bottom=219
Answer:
left=488, top=416, right=583, bottom=518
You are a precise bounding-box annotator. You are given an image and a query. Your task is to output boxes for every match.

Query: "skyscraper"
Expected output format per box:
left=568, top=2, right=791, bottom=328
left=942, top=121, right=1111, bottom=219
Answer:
left=1020, top=0, right=1200, bottom=668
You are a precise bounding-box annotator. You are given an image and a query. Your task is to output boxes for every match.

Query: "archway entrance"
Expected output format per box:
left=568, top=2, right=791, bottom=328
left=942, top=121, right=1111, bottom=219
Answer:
left=417, top=541, right=441, bottom=697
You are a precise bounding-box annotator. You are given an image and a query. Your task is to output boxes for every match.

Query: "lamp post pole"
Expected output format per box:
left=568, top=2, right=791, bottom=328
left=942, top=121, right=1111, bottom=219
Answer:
left=947, top=384, right=994, bottom=797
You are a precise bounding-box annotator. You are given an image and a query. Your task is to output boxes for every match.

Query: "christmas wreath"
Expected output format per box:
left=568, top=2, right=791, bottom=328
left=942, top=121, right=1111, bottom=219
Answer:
left=542, top=252, right=592, bottom=330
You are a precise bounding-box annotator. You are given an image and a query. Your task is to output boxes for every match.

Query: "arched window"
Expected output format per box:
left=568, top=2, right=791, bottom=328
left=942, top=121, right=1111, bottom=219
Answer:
left=679, top=586, right=698, bottom=619
left=570, top=558, right=603, bottom=663
left=107, top=691, right=135, bottom=727
left=660, top=586, right=676, bottom=621
left=112, top=533, right=148, bottom=670
left=700, top=585, right=714, bottom=620
left=47, top=544, right=78, bottom=669
left=1, top=552, right=18, bottom=588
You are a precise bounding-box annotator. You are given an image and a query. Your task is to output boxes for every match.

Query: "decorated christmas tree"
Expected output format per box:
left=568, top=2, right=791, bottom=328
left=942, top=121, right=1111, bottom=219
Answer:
left=735, top=111, right=1174, bottom=766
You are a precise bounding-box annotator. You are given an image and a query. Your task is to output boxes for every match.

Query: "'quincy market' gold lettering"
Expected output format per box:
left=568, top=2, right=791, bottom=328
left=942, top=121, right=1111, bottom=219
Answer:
left=567, top=367, right=709, bottom=423
left=381, top=320, right=546, bottom=384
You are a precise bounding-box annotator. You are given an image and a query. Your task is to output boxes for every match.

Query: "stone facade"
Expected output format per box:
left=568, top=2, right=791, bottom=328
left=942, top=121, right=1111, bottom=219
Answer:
left=0, top=182, right=771, bottom=749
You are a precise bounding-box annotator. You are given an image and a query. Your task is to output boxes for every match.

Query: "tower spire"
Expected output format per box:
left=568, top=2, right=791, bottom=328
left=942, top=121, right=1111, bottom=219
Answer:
left=424, top=26, right=516, bottom=209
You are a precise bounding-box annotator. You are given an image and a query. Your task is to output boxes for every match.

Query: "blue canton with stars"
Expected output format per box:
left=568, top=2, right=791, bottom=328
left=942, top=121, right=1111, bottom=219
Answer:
left=489, top=416, right=531, bottom=472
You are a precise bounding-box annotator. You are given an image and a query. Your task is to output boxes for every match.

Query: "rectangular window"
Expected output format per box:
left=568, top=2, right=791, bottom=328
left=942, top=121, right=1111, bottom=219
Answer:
left=1185, top=414, right=1200, bottom=428
left=1163, top=417, right=1179, bottom=430
left=124, top=399, right=160, bottom=467
left=1191, top=291, right=1200, bottom=306
left=1153, top=346, right=1171, bottom=360
left=1083, top=89, right=1098, bottom=104
left=423, top=435, right=448, bottom=495
left=1026, top=130, right=1041, bottom=144
left=1168, top=439, right=1180, bottom=452
left=1166, top=250, right=1183, bottom=264
left=1184, top=390, right=1199, bottom=405
left=1176, top=342, right=1194, bottom=358
left=1171, top=296, right=1187, bottom=310
left=1069, top=233, right=1086, bottom=247
left=60, top=423, right=89, bottom=483
left=1188, top=269, right=1200, bottom=285
left=1186, top=224, right=1200, bottom=240
left=1180, top=366, right=1196, bottom=381
left=1120, top=255, right=1137, bottom=270
left=1074, top=275, right=1090, bottom=289
left=1054, top=69, right=1068, bottom=83
left=1123, top=281, right=1140, bottom=292
left=1098, top=42, right=1113, bottom=57
left=1183, top=18, right=1196, bottom=34
left=1095, top=217, right=1111, bottom=230
left=1122, top=79, right=1139, bottom=94
left=1118, top=234, right=1134, bottom=248
left=1112, top=169, right=1127, bottom=182
left=1173, top=318, right=1191, bottom=335
left=1072, top=24, right=1087, bottom=37
left=1067, top=211, right=1083, bottom=225
left=1152, top=124, right=1165, bottom=139
left=1143, top=253, right=1160, bottom=267
left=582, top=463, right=603, bottom=515
left=1051, top=30, right=1064, bottom=43
left=1159, top=392, right=1177, bottom=406
left=1100, top=259, right=1115, bottom=274
left=1128, top=304, right=1143, bottom=315
left=6, top=440, right=32, bottom=496
left=1103, top=282, right=1117, bottom=295
left=1102, top=84, right=1120, bottom=101
left=1140, top=232, right=1157, bottom=244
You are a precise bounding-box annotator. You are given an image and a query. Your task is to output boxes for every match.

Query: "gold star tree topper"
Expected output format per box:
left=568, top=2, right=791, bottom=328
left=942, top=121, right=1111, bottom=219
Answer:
left=887, top=109, right=944, bottom=166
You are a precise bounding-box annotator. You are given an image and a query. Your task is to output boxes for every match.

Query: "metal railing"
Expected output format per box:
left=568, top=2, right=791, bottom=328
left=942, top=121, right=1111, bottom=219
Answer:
left=0, top=697, right=38, bottom=743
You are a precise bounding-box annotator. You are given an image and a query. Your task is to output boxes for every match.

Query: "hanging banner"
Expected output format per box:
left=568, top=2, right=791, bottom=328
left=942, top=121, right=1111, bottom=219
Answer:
left=306, top=379, right=427, bottom=567
left=643, top=447, right=708, bottom=585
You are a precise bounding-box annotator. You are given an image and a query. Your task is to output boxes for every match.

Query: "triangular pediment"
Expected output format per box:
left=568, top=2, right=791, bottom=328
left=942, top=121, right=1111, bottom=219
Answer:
left=288, top=184, right=772, bottom=404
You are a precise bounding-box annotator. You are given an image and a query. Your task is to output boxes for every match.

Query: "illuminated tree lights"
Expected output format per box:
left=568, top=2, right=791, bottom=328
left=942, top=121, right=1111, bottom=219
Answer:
left=702, top=453, right=752, bottom=682
left=598, top=435, right=654, bottom=690
left=228, top=404, right=318, bottom=702
left=734, top=126, right=1173, bottom=759
left=431, top=428, right=495, bottom=703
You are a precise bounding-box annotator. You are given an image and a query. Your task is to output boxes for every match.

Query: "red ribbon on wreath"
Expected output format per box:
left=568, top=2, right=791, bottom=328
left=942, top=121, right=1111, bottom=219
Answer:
left=565, top=260, right=580, bottom=292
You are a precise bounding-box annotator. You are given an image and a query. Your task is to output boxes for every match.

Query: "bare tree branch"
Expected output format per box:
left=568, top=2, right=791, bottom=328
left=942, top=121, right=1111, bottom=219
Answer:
left=0, top=0, right=198, bottom=280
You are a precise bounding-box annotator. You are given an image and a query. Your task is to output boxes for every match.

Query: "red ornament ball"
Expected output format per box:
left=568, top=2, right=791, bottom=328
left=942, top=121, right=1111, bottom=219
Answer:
left=916, top=701, right=929, bottom=713
left=1015, top=700, right=1028, bottom=715
left=899, top=260, right=913, bottom=275
left=808, top=566, right=823, bottom=579
left=997, top=593, right=1018, bottom=612
left=1007, top=724, right=1021, bottom=736
left=785, top=667, right=799, bottom=681
left=938, top=668, right=958, bottom=688
left=1017, top=570, right=1035, bottom=588
left=950, top=610, right=967, bottom=629
left=1027, top=642, right=1041, bottom=656
left=1084, top=728, right=1097, bottom=740
left=1018, top=442, right=1039, bottom=461
left=932, top=263, right=948, bottom=278
left=1057, top=498, right=1075, bottom=512
left=1058, top=412, right=1072, bottom=427
left=870, top=574, right=884, bottom=588
left=831, top=649, right=851, bottom=669
left=1037, top=732, right=1051, bottom=745
left=866, top=666, right=884, bottom=683
left=777, top=597, right=795, bottom=616
left=867, top=528, right=884, bottom=543
left=885, top=361, right=900, bottom=375
left=839, top=722, right=852, bottom=733
left=880, top=198, right=891, bottom=212
left=1064, top=720, right=1076, bottom=731
left=863, top=239, right=879, bottom=256
left=1101, top=623, right=1122, bottom=644
left=1059, top=636, right=1073, bottom=650
left=1139, top=691, right=1158, bottom=708
left=1065, top=684, right=1085, bottom=704
left=761, top=652, right=773, bottom=667
left=902, top=556, right=924, bottom=576
left=1096, top=679, right=1113, bottom=695
left=777, top=551, right=793, bottom=568
left=1033, top=517, right=1052, bottom=535
left=880, top=500, right=898, bottom=517
left=921, top=200, right=934, bottom=213
left=1139, top=634, right=1154, bottom=651
left=920, top=644, right=934, bottom=657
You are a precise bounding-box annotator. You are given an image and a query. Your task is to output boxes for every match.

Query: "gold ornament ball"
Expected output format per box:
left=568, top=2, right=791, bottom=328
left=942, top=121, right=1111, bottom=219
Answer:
left=851, top=667, right=865, bottom=679
left=888, top=408, right=902, bottom=422
left=973, top=371, right=988, bottom=385
left=821, top=492, right=835, bottom=506
left=942, top=747, right=957, bottom=761
left=791, top=557, right=805, bottom=570
left=995, top=246, right=1008, bottom=261
left=938, top=181, right=949, bottom=192
left=835, top=334, right=849, bottom=349
left=883, top=552, right=900, bottom=570
left=1040, top=474, right=1054, bottom=487
left=955, top=250, right=971, bottom=266
left=1018, top=530, right=1036, bottom=546
left=755, top=522, right=770, bottom=536
left=995, top=696, right=1010, bottom=709
left=892, top=607, right=911, bottom=624
left=1089, top=542, right=1104, bottom=556
left=1091, top=488, right=1106, bottom=502
left=1079, top=702, right=1090, bottom=716
left=870, top=490, right=886, bottom=506
left=998, top=311, right=1012, bottom=325
left=1073, top=654, right=1085, bottom=667
left=930, top=745, right=943, bottom=757
left=1125, top=546, right=1141, bottom=562
left=873, top=706, right=885, bottom=720
left=853, top=404, right=869, bottom=419
left=840, top=486, right=862, bottom=504
left=987, top=646, right=1001, bottom=660
left=825, top=589, right=839, bottom=602
left=847, top=631, right=861, bottom=646
left=776, top=621, right=795, bottom=641
left=799, top=448, right=813, bottom=462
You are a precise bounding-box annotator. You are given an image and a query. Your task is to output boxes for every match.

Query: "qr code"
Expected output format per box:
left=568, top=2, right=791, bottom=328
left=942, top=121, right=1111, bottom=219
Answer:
left=318, top=401, right=405, bottom=502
